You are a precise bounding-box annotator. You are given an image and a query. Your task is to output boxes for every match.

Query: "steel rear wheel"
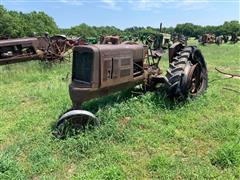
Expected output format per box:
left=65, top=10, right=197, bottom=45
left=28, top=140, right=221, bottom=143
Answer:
left=188, top=63, right=203, bottom=95
left=165, top=46, right=208, bottom=100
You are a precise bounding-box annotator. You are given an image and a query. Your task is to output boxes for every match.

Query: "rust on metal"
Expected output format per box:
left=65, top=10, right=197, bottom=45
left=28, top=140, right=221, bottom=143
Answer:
left=0, top=35, right=83, bottom=65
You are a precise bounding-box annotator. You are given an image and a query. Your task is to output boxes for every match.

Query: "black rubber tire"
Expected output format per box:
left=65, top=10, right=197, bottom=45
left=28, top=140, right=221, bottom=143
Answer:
left=165, top=46, right=208, bottom=100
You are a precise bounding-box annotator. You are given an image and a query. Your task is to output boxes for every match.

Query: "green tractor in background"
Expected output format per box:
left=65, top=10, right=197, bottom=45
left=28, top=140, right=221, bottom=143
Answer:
left=140, top=23, right=172, bottom=50
left=86, top=37, right=98, bottom=44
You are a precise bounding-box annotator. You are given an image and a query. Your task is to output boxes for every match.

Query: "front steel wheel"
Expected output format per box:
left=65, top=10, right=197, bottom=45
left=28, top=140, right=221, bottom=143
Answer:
left=53, top=110, right=100, bottom=139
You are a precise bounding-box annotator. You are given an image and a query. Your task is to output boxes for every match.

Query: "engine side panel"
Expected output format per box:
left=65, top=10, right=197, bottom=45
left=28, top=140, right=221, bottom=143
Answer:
left=100, top=48, right=133, bottom=88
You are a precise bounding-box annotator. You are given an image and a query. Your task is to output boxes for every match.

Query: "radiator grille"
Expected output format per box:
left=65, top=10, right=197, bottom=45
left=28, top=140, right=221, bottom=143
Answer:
left=72, top=51, right=93, bottom=83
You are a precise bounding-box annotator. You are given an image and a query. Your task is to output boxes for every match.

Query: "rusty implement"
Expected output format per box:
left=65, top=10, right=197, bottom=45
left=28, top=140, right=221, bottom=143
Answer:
left=0, top=37, right=39, bottom=65
left=200, top=33, right=216, bottom=45
left=0, top=35, right=82, bottom=65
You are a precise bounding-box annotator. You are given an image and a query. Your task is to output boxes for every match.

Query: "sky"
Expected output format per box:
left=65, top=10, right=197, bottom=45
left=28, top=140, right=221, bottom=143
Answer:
left=0, top=0, right=239, bottom=29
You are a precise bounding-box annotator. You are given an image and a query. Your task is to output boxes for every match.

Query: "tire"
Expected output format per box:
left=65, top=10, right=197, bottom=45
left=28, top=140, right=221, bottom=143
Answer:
left=165, top=46, right=208, bottom=100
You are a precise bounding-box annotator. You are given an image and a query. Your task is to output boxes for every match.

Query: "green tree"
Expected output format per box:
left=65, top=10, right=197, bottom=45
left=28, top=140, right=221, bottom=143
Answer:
left=68, top=23, right=97, bottom=38
left=221, top=21, right=240, bottom=35
left=0, top=5, right=59, bottom=38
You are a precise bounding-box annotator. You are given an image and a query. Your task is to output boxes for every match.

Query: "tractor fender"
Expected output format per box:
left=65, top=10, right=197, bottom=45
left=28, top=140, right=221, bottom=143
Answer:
left=168, top=42, right=185, bottom=63
left=191, top=47, right=207, bottom=69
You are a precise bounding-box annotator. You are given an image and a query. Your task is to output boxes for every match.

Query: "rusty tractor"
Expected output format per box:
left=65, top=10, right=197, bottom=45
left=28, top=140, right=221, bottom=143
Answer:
left=172, top=33, right=188, bottom=46
left=215, top=36, right=223, bottom=46
left=54, top=41, right=208, bottom=138
left=0, top=34, right=84, bottom=65
left=100, top=35, right=122, bottom=45
left=200, top=33, right=216, bottom=45
left=230, top=33, right=239, bottom=44
left=223, top=35, right=229, bottom=43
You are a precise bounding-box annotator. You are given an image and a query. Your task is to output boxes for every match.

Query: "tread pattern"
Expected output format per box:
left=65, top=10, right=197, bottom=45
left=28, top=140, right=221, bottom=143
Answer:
left=165, top=47, right=193, bottom=99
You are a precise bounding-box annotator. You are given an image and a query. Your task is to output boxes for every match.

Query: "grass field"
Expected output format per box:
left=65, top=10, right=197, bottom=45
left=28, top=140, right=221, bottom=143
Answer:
left=0, top=41, right=240, bottom=179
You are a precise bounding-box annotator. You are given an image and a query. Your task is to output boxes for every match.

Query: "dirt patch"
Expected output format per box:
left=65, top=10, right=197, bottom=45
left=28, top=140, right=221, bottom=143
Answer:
left=116, top=116, right=132, bottom=138
left=67, top=163, right=76, bottom=175
left=118, top=117, right=131, bottom=129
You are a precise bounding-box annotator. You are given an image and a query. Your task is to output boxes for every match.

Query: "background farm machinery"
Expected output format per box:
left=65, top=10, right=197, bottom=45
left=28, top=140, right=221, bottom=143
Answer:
left=0, top=34, right=86, bottom=65
left=0, top=28, right=189, bottom=66
left=198, top=33, right=216, bottom=45
left=198, top=33, right=239, bottom=45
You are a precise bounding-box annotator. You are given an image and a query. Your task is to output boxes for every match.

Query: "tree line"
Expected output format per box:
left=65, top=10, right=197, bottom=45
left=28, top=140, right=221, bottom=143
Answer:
left=0, top=5, right=59, bottom=38
left=0, top=5, right=239, bottom=39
